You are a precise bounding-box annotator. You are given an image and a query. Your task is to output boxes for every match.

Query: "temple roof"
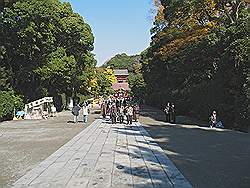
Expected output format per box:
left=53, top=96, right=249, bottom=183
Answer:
left=113, top=69, right=129, bottom=76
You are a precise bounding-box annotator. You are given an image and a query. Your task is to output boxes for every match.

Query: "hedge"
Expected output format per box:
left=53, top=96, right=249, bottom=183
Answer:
left=0, top=91, right=24, bottom=121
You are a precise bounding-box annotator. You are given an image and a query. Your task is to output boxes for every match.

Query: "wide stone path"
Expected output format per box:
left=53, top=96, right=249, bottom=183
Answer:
left=13, top=119, right=192, bottom=188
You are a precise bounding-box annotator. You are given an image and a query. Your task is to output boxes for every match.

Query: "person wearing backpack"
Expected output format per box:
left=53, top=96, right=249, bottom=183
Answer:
left=72, top=104, right=81, bottom=123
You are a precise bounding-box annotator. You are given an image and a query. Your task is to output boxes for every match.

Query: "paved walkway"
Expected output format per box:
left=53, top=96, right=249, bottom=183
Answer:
left=13, top=119, right=192, bottom=188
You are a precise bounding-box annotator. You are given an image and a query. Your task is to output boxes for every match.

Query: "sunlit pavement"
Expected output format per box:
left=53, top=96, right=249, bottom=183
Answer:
left=12, top=119, right=192, bottom=188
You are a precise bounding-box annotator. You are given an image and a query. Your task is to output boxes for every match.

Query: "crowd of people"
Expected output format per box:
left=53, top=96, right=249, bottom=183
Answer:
left=71, top=98, right=224, bottom=129
left=101, top=98, right=140, bottom=124
left=71, top=97, right=140, bottom=125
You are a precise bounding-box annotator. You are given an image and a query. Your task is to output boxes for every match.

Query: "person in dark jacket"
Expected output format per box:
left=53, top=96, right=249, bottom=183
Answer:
left=209, top=110, right=224, bottom=128
left=110, top=104, right=117, bottom=124
left=72, top=104, right=81, bottom=123
left=101, top=101, right=107, bottom=119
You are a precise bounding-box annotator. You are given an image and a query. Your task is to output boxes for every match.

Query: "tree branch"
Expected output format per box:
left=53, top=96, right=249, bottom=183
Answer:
left=235, top=1, right=244, bottom=20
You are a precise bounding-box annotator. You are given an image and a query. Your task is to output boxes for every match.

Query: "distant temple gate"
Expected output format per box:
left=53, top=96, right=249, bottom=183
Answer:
left=112, top=69, right=130, bottom=99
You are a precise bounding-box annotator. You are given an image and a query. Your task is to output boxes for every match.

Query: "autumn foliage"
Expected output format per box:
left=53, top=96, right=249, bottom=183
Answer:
left=142, top=0, right=249, bottom=131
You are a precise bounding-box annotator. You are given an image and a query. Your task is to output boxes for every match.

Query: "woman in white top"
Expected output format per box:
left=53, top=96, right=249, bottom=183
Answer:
left=127, top=106, right=133, bottom=125
left=82, top=103, right=89, bottom=123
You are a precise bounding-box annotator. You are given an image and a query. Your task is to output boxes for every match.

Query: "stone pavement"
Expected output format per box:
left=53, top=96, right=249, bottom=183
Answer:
left=12, top=119, right=192, bottom=188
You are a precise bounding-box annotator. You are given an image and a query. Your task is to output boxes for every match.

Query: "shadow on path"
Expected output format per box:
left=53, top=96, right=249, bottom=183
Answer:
left=140, top=105, right=209, bottom=128
left=139, top=105, right=250, bottom=188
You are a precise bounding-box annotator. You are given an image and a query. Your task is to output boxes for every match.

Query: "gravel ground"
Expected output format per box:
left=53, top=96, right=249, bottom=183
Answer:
left=139, top=106, right=250, bottom=188
left=0, top=109, right=100, bottom=188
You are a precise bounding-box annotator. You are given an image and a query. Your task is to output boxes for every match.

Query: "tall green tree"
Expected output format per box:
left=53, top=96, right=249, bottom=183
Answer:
left=142, top=0, right=249, bottom=130
left=102, top=53, right=140, bottom=72
left=1, top=0, right=96, bottom=104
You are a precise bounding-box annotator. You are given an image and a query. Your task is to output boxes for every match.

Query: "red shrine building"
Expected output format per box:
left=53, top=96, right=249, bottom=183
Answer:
left=112, top=69, right=130, bottom=98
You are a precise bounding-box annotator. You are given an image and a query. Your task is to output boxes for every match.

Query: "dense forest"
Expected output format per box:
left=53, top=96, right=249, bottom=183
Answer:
left=0, top=0, right=115, bottom=120
left=141, top=0, right=249, bottom=131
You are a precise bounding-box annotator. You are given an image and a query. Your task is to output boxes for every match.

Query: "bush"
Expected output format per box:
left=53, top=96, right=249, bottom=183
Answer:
left=0, top=91, right=24, bottom=121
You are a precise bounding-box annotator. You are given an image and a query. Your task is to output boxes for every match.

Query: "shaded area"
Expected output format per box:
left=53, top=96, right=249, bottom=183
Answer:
left=140, top=105, right=209, bottom=128
left=139, top=105, right=250, bottom=188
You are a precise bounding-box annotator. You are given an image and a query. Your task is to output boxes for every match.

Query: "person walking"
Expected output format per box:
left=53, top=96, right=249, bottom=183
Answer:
left=133, top=104, right=140, bottom=122
left=107, top=102, right=112, bottom=117
left=124, top=105, right=129, bottom=124
left=132, top=105, right=136, bottom=122
left=170, top=103, right=176, bottom=123
left=164, top=102, right=171, bottom=123
left=127, top=105, right=134, bottom=125
left=101, top=101, right=107, bottom=119
left=72, top=104, right=81, bottom=123
left=110, top=104, right=117, bottom=124
left=118, top=105, right=124, bottom=124
left=82, top=103, right=89, bottom=123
